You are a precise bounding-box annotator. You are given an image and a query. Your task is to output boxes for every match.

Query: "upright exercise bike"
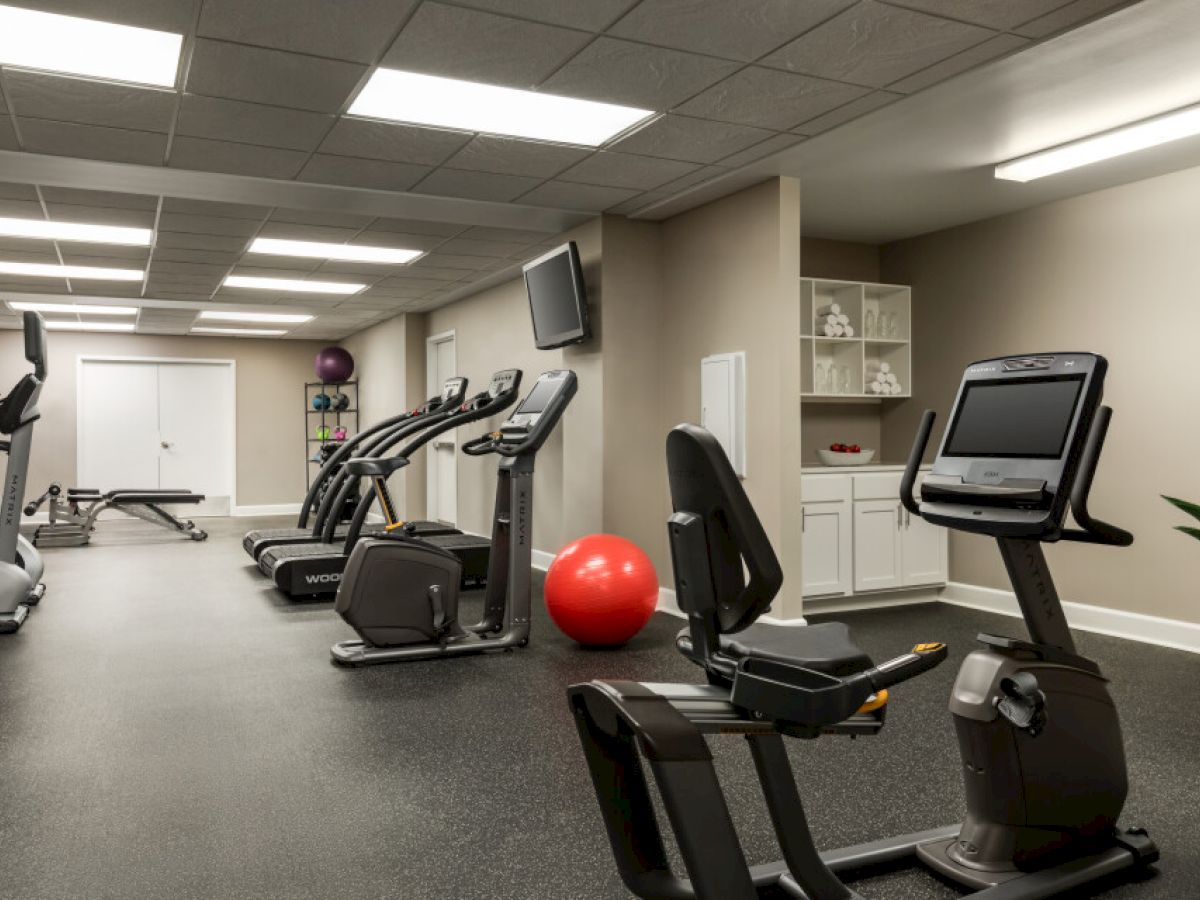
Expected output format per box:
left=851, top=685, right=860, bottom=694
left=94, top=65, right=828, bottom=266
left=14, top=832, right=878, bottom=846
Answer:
left=1, top=312, right=48, bottom=633
left=569, top=352, right=1157, bottom=899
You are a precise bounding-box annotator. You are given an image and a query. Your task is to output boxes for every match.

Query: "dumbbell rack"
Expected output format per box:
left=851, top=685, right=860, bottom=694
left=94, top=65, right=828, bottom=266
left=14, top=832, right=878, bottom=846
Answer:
left=304, top=380, right=359, bottom=489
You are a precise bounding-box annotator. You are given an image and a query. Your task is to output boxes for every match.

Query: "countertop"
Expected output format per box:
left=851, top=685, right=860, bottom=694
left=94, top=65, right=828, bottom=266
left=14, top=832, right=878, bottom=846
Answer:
left=800, top=463, right=930, bottom=474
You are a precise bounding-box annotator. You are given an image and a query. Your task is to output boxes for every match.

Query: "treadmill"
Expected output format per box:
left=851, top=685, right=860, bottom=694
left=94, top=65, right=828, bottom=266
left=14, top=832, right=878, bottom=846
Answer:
left=242, top=377, right=469, bottom=560
left=258, top=370, right=523, bottom=597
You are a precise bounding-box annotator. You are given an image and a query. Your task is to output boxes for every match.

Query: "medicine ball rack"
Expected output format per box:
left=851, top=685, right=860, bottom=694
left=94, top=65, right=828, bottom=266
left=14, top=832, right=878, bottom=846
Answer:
left=304, top=380, right=359, bottom=489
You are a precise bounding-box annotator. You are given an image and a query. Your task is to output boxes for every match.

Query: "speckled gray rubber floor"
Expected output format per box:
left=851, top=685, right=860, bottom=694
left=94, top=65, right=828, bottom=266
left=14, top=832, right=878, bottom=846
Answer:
left=0, top=516, right=1190, bottom=899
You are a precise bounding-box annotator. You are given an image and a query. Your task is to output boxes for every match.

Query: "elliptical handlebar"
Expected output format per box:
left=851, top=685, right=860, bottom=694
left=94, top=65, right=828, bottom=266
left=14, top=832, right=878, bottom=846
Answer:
left=901, top=409, right=937, bottom=517
left=1060, top=406, right=1133, bottom=547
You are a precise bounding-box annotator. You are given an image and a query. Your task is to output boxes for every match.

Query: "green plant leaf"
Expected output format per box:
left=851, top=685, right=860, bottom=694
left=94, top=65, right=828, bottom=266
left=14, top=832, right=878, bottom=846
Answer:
left=1176, top=526, right=1200, bottom=542
left=1163, top=495, right=1200, bottom=525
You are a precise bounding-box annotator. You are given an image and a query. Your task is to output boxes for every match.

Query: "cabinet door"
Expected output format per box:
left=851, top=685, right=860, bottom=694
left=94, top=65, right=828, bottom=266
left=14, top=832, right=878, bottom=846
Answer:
left=901, top=508, right=948, bottom=587
left=801, top=501, right=851, bottom=597
left=854, top=500, right=903, bottom=592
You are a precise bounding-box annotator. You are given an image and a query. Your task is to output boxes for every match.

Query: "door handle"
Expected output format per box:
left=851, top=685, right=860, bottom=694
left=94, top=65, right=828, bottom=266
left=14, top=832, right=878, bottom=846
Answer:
left=904, top=509, right=911, bottom=528
left=897, top=505, right=902, bottom=528
left=801, top=507, right=806, bottom=533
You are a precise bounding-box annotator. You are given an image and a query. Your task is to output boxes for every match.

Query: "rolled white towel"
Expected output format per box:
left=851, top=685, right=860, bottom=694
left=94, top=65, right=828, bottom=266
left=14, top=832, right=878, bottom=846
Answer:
left=873, top=372, right=887, bottom=385
left=875, top=362, right=891, bottom=375
left=817, top=303, right=841, bottom=317
left=833, top=323, right=845, bottom=337
left=819, top=323, right=836, bottom=337
left=869, top=381, right=884, bottom=394
left=842, top=325, right=855, bottom=338
left=885, top=373, right=898, bottom=385
left=824, top=314, right=839, bottom=326
left=836, top=313, right=850, bottom=326
left=890, top=383, right=903, bottom=395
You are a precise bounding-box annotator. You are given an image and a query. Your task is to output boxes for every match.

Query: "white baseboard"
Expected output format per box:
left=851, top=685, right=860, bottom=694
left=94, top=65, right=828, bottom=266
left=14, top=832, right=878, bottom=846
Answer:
left=531, top=549, right=555, bottom=571
left=941, top=581, right=1200, bottom=655
left=232, top=503, right=302, bottom=517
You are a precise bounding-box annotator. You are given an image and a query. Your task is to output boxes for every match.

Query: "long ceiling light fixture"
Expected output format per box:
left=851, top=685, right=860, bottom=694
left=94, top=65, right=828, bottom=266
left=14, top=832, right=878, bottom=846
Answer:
left=8, top=301, right=137, bottom=315
left=996, top=103, right=1200, bottom=182
left=44, top=320, right=136, bottom=332
left=198, top=310, right=314, bottom=324
left=0, top=4, right=183, bottom=87
left=0, top=262, right=144, bottom=281
left=248, top=238, right=423, bottom=265
left=223, top=275, right=365, bottom=295
left=349, top=69, right=654, bottom=147
left=0, top=217, right=152, bottom=246
left=192, top=327, right=288, bottom=337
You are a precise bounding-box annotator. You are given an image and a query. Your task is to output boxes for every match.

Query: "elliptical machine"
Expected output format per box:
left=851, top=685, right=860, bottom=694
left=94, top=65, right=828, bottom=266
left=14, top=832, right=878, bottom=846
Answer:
left=569, top=352, right=1157, bottom=899
left=332, top=369, right=577, bottom=666
left=1, top=312, right=48, bottom=633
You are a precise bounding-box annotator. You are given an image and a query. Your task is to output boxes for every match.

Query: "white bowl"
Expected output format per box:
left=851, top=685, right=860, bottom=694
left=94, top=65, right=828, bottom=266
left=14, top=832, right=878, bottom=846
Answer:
left=816, top=448, right=876, bottom=467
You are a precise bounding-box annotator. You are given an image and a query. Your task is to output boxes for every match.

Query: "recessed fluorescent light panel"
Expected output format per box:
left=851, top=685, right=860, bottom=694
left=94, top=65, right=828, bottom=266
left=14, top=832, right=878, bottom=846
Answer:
left=0, top=262, right=144, bottom=281
left=197, top=310, right=313, bottom=324
left=223, top=275, right=364, bottom=295
left=248, top=238, right=422, bottom=265
left=996, top=104, right=1200, bottom=182
left=44, top=320, right=136, bottom=332
left=0, top=4, right=183, bottom=87
left=192, top=327, right=288, bottom=337
left=8, top=302, right=137, bottom=315
left=349, top=69, right=654, bottom=147
left=0, top=217, right=152, bottom=246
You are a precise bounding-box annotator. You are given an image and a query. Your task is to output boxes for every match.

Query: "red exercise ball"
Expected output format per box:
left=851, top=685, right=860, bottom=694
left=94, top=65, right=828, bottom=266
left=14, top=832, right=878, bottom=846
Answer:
left=545, top=534, right=658, bottom=647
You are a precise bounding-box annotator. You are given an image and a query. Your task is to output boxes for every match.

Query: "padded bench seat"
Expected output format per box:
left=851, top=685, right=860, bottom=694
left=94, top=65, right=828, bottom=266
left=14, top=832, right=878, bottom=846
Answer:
left=677, top=621, right=873, bottom=677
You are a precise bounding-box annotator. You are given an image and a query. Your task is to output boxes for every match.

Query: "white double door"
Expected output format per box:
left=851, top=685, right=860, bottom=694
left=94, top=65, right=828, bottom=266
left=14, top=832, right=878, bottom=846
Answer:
left=78, top=359, right=234, bottom=516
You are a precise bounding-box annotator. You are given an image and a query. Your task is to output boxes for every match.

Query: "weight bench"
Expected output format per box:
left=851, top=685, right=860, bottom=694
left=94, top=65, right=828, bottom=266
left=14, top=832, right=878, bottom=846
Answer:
left=25, top=483, right=209, bottom=547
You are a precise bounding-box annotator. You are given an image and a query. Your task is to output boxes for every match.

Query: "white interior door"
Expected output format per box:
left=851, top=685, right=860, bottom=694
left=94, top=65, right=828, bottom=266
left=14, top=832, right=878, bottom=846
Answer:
left=426, top=333, right=457, bottom=525
left=158, top=364, right=234, bottom=515
left=79, top=362, right=160, bottom=489
left=79, top=359, right=235, bottom=516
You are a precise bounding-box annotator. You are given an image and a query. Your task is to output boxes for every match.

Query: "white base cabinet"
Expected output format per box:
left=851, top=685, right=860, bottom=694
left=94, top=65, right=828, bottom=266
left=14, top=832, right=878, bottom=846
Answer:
left=802, top=470, right=948, bottom=600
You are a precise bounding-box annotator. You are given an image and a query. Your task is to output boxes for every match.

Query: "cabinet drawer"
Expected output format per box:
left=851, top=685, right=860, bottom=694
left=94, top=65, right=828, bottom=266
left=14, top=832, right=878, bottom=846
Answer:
left=801, top=474, right=851, bottom=503
left=853, top=472, right=903, bottom=500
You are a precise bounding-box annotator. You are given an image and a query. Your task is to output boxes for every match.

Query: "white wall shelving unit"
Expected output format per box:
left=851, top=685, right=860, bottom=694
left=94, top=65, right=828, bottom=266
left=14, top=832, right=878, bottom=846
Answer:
left=800, top=278, right=912, bottom=401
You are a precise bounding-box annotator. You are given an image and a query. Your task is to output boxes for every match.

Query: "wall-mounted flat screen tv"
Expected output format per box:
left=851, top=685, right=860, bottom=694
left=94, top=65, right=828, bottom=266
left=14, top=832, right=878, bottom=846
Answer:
left=523, top=241, right=591, bottom=350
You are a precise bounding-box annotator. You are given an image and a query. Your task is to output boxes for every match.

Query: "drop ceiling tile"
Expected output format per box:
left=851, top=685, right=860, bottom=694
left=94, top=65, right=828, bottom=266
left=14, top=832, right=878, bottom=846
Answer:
left=55, top=254, right=150, bottom=272
left=18, top=120, right=167, bottom=165
left=256, top=221, right=361, bottom=242
left=157, top=213, right=259, bottom=237
left=0, top=247, right=62, bottom=264
left=376, top=265, right=463, bottom=281
left=160, top=198, right=271, bottom=220
left=268, top=209, right=376, bottom=229
left=1014, top=0, right=1135, bottom=38
left=762, top=1, right=992, bottom=89
left=558, top=151, right=700, bottom=190
left=794, top=91, right=902, bottom=134
left=540, top=37, right=740, bottom=110
left=888, top=32, right=1030, bottom=93
left=0, top=120, right=15, bottom=151
left=715, top=133, right=806, bottom=168
left=609, top=0, right=858, bottom=61
left=442, top=136, right=591, bottom=178
left=363, top=285, right=428, bottom=299
left=176, top=96, right=333, bottom=152
left=40, top=188, right=159, bottom=210
left=605, top=192, right=656, bottom=216
left=146, top=291, right=213, bottom=301
left=413, top=253, right=496, bottom=270
left=350, top=231, right=446, bottom=252
left=169, top=137, right=310, bottom=179
left=155, top=232, right=249, bottom=252
left=151, top=261, right=231, bottom=277
left=56, top=244, right=151, bottom=261
left=0, top=280, right=66, bottom=293
left=233, top=253, right=322, bottom=273
left=413, top=169, right=544, bottom=203
left=0, top=184, right=38, bottom=202
left=678, top=68, right=870, bottom=130
left=652, top=164, right=728, bottom=195
left=152, top=248, right=237, bottom=266
left=381, top=2, right=591, bottom=88
left=318, top=119, right=469, bottom=166
left=198, top=0, right=418, bottom=63
left=187, top=40, right=367, bottom=114
left=883, top=0, right=1070, bottom=29
left=5, top=71, right=177, bottom=133
left=439, top=0, right=636, bottom=30
left=435, top=237, right=531, bottom=258
left=308, top=261, right=408, bottom=278
left=366, top=218, right=465, bottom=238
left=26, top=0, right=196, bottom=32
left=146, top=274, right=223, bottom=288
left=461, top=225, right=555, bottom=243
left=43, top=204, right=157, bottom=228
left=0, top=199, right=45, bottom=218
left=298, top=155, right=432, bottom=191
left=611, top=114, right=775, bottom=164
left=517, top=181, right=639, bottom=211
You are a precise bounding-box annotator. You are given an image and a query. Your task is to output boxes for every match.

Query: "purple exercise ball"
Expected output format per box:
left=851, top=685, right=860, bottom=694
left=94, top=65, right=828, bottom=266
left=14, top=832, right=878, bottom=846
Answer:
left=315, top=346, right=355, bottom=383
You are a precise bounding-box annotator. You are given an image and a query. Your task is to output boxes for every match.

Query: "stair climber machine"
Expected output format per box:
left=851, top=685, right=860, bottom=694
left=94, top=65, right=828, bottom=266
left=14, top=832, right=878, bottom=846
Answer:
left=331, top=368, right=577, bottom=666
left=568, top=352, right=1157, bottom=900
left=243, top=376, right=471, bottom=560
left=1, top=312, right=48, bottom=633
left=258, top=370, right=523, bottom=598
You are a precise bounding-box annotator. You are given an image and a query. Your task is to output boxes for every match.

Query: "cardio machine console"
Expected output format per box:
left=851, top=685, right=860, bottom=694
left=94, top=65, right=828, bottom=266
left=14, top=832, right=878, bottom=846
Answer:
left=920, top=353, right=1105, bottom=538
left=495, top=369, right=577, bottom=454
left=439, top=377, right=468, bottom=406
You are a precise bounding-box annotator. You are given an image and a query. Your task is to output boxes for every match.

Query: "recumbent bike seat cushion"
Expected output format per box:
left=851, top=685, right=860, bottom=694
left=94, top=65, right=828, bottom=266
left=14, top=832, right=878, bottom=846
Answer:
left=676, top=621, right=873, bottom=678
